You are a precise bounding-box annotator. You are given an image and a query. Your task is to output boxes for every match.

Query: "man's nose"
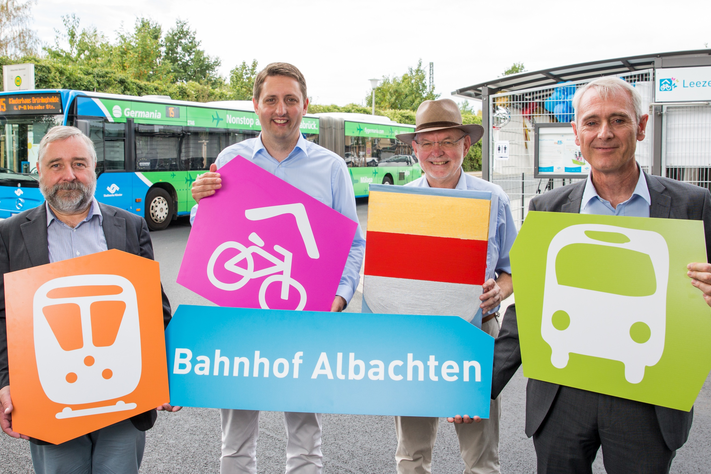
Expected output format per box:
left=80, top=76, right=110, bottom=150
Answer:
left=276, top=100, right=287, bottom=115
left=430, top=142, right=445, bottom=155
left=597, top=122, right=614, bottom=139
left=60, top=166, right=77, bottom=181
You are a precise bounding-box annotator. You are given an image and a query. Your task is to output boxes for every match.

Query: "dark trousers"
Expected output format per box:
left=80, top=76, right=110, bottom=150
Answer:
left=533, top=386, right=675, bottom=474
left=30, top=419, right=145, bottom=474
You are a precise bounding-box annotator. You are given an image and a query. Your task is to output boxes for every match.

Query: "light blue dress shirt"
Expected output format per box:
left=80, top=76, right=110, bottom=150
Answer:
left=580, top=168, right=651, bottom=218
left=47, top=198, right=107, bottom=263
left=407, top=169, right=518, bottom=315
left=191, top=134, right=366, bottom=303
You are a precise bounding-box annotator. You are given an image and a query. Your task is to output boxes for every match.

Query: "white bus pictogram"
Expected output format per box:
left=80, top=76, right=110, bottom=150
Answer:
left=34, top=274, right=141, bottom=419
left=541, top=224, right=669, bottom=384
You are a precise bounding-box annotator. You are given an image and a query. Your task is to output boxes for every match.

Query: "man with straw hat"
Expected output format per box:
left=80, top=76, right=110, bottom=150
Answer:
left=393, top=98, right=517, bottom=474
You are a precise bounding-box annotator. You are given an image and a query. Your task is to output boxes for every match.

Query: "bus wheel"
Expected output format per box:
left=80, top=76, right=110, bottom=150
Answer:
left=382, top=176, right=394, bottom=185
left=146, top=188, right=174, bottom=231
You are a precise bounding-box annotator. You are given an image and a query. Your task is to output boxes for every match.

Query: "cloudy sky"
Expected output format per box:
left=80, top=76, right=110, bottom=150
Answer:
left=31, top=0, right=710, bottom=107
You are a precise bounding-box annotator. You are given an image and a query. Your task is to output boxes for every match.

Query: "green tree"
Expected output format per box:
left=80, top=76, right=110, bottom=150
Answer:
left=164, top=19, right=220, bottom=84
left=501, top=62, right=526, bottom=76
left=462, top=113, right=483, bottom=171
left=44, top=14, right=112, bottom=67
left=458, top=100, right=481, bottom=115
left=228, top=59, right=258, bottom=99
left=0, top=0, right=38, bottom=57
left=367, top=60, right=439, bottom=111
left=308, top=103, right=371, bottom=115
left=115, top=18, right=170, bottom=82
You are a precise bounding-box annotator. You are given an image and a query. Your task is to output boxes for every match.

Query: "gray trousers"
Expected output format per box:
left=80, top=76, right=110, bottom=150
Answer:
left=395, top=316, right=501, bottom=474
left=220, top=409, right=323, bottom=474
left=30, top=419, right=145, bottom=474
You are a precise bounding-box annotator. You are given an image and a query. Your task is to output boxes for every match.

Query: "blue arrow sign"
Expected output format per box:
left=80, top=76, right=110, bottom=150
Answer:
left=166, top=305, right=494, bottom=418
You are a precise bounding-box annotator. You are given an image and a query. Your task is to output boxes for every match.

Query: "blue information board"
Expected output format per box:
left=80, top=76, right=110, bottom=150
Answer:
left=166, top=305, right=494, bottom=418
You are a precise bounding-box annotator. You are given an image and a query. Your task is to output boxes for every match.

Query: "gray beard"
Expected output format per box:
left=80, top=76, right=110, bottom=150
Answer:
left=40, top=180, right=95, bottom=214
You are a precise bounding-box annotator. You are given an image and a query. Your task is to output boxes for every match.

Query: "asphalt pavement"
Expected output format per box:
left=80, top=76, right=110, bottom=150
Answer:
left=2, top=199, right=711, bottom=473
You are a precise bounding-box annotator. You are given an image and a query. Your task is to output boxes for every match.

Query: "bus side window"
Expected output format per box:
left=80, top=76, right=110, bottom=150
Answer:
left=136, top=125, right=181, bottom=172
left=104, top=123, right=126, bottom=171
left=181, top=129, right=225, bottom=171
left=76, top=120, right=126, bottom=173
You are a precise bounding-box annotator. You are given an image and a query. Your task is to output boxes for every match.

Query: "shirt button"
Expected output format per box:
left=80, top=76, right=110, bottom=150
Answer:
left=76, top=251, right=80, bottom=255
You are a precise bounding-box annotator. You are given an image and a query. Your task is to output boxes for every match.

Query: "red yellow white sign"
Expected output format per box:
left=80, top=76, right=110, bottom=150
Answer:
left=5, top=249, right=169, bottom=444
left=363, top=185, right=491, bottom=325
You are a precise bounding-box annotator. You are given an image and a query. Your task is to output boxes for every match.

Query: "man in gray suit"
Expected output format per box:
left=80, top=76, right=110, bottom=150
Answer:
left=492, top=77, right=711, bottom=473
left=0, top=126, right=174, bottom=473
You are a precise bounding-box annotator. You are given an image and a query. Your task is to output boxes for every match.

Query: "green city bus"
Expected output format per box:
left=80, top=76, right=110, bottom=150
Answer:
left=0, top=90, right=420, bottom=228
left=315, top=113, right=421, bottom=197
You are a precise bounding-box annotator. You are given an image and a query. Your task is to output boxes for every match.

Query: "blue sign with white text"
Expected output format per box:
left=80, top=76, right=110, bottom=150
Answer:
left=166, top=305, right=494, bottom=418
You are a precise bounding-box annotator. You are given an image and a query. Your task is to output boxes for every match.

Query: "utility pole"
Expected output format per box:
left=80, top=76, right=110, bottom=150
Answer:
left=369, top=78, right=380, bottom=115
left=429, top=62, right=434, bottom=91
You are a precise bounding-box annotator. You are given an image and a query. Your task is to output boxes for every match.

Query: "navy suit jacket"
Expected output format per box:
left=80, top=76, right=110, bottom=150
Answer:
left=492, top=171, right=711, bottom=451
left=0, top=203, right=172, bottom=436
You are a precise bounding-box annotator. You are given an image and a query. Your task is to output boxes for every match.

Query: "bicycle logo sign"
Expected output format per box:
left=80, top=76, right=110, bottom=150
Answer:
left=207, top=203, right=320, bottom=311
left=179, top=156, right=358, bottom=312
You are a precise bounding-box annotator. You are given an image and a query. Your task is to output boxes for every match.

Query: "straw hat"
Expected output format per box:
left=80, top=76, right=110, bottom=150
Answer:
left=396, top=98, right=484, bottom=144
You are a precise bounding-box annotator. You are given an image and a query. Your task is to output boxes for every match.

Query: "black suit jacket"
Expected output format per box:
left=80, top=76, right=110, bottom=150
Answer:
left=0, top=203, right=172, bottom=436
left=492, top=171, right=711, bottom=451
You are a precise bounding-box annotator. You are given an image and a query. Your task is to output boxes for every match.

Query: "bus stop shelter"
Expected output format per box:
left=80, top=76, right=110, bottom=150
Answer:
left=453, top=49, right=711, bottom=227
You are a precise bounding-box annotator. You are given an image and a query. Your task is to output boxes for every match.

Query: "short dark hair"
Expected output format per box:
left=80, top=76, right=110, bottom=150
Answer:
left=253, top=62, right=308, bottom=103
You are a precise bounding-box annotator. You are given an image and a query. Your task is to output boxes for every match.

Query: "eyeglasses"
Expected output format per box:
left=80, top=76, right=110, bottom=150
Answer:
left=414, top=135, right=466, bottom=151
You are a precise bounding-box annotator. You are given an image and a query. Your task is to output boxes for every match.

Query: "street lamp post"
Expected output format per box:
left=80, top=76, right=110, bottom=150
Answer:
left=369, top=78, right=380, bottom=115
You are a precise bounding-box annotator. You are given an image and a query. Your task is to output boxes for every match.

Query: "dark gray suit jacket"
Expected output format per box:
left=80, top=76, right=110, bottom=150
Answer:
left=0, top=203, right=172, bottom=436
left=492, top=171, right=711, bottom=451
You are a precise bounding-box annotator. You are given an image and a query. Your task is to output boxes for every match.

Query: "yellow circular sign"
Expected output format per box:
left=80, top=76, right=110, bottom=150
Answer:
left=14, top=76, right=21, bottom=87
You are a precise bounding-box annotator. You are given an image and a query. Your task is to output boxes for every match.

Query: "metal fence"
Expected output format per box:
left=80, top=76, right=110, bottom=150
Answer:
left=663, top=104, right=711, bottom=189
left=487, top=70, right=655, bottom=228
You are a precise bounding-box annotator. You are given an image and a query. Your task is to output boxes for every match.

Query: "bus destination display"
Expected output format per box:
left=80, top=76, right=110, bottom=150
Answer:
left=0, top=93, right=63, bottom=115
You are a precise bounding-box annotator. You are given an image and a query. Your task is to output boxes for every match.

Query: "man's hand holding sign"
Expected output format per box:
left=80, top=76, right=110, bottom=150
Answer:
left=687, top=262, right=711, bottom=306
left=1, top=385, right=27, bottom=439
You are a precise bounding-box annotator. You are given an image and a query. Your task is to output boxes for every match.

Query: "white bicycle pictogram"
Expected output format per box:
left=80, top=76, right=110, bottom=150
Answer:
left=207, top=203, right=320, bottom=311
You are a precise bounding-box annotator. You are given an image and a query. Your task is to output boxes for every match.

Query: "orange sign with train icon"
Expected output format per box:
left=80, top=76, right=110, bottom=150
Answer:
left=4, top=249, right=169, bottom=444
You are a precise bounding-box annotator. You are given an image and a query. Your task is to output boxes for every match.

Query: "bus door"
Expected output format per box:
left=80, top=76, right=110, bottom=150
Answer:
left=78, top=119, right=134, bottom=213
left=0, top=116, right=61, bottom=216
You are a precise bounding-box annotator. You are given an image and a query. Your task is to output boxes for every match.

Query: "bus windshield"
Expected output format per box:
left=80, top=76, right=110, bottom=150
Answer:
left=0, top=115, right=64, bottom=174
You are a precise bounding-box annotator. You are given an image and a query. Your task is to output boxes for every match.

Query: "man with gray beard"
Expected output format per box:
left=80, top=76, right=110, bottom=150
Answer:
left=40, top=177, right=95, bottom=215
left=0, top=126, right=175, bottom=474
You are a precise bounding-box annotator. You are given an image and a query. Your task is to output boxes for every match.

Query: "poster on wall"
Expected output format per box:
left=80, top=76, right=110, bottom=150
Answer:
left=494, top=140, right=510, bottom=160
left=534, top=123, right=589, bottom=179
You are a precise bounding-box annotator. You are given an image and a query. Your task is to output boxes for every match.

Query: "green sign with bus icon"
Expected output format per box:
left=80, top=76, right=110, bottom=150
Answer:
left=511, top=211, right=711, bottom=411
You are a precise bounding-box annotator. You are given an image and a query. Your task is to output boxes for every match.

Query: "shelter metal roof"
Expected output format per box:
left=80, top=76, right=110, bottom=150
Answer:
left=453, top=50, right=711, bottom=100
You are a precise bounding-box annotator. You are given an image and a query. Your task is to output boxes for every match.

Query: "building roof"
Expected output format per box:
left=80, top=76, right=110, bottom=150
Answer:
left=453, top=49, right=711, bottom=100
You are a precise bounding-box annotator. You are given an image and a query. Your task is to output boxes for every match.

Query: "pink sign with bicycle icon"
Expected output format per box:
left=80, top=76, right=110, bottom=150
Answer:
left=178, top=156, right=358, bottom=311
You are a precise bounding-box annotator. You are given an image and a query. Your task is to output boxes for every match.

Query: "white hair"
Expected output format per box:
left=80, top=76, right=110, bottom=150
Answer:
left=572, top=77, right=643, bottom=124
left=37, top=126, right=97, bottom=168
